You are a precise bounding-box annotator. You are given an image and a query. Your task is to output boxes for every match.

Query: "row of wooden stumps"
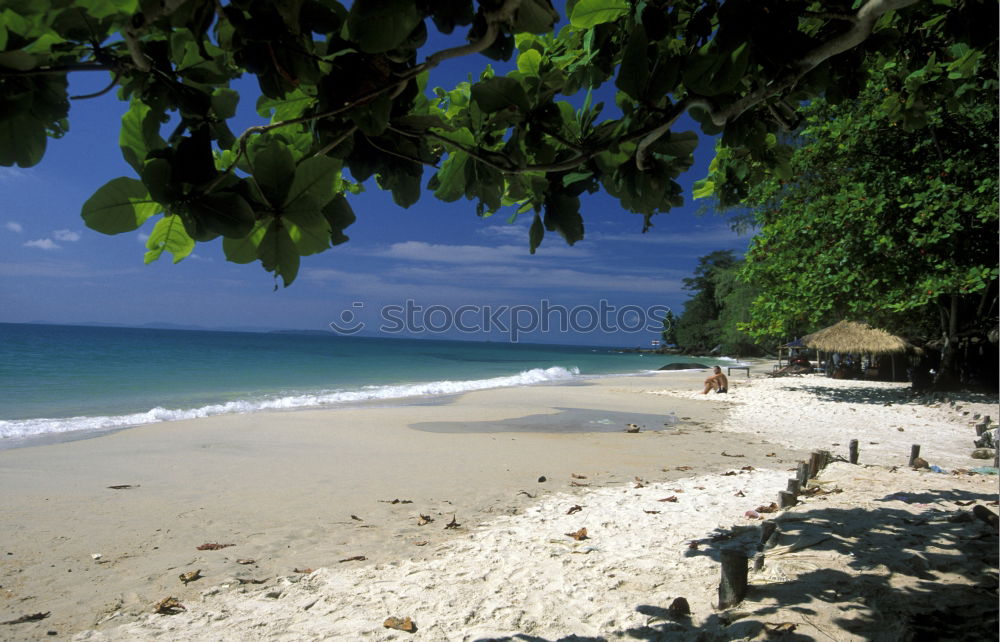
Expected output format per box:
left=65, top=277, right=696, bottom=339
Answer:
left=720, top=438, right=1000, bottom=608
left=718, top=449, right=832, bottom=609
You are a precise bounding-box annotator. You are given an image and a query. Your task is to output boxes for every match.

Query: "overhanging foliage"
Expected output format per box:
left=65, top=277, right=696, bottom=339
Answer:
left=1, top=0, right=995, bottom=286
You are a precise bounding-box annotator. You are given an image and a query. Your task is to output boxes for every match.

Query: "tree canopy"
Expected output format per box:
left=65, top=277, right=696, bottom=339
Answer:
left=713, top=64, right=998, bottom=385
left=673, top=250, right=761, bottom=355
left=1, top=0, right=995, bottom=286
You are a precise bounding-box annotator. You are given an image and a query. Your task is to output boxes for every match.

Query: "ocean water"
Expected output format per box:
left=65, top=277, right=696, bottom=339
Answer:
left=0, top=323, right=726, bottom=444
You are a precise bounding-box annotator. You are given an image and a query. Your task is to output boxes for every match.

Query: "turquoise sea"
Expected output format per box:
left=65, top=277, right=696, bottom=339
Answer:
left=0, top=323, right=730, bottom=445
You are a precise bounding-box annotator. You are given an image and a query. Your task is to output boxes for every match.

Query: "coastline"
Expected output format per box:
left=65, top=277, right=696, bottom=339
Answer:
left=3, top=369, right=780, bottom=640
left=1, top=368, right=996, bottom=640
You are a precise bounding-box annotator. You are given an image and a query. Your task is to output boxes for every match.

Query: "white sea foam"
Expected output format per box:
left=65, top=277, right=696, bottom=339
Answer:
left=0, top=366, right=581, bottom=441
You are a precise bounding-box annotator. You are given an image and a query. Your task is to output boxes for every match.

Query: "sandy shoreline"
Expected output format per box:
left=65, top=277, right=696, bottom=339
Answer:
left=1, top=368, right=996, bottom=641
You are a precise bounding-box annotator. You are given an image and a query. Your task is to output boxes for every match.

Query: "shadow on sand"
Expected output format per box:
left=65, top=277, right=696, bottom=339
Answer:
left=474, top=487, right=999, bottom=642
left=782, top=382, right=998, bottom=409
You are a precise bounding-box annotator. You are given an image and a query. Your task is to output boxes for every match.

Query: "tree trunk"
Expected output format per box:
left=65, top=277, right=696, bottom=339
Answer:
left=934, top=295, right=962, bottom=389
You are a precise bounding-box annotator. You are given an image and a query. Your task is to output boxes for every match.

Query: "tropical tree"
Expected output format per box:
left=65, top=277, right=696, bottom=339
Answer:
left=1, top=0, right=994, bottom=286
left=712, top=64, right=998, bottom=387
left=660, top=308, right=678, bottom=347
left=675, top=250, right=736, bottom=353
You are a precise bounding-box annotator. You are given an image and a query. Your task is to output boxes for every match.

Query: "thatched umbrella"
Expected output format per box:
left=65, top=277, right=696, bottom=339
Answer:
left=802, top=320, right=915, bottom=379
left=802, top=321, right=911, bottom=354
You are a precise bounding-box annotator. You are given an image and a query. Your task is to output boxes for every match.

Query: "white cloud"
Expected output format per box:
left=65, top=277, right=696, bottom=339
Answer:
left=373, top=240, right=587, bottom=264
left=52, top=229, right=81, bottom=242
left=588, top=224, right=752, bottom=246
left=477, top=220, right=531, bottom=240
left=0, top=167, right=31, bottom=183
left=5, top=221, right=23, bottom=233
left=392, top=264, right=685, bottom=294
left=137, top=232, right=150, bottom=244
left=23, top=238, right=60, bottom=250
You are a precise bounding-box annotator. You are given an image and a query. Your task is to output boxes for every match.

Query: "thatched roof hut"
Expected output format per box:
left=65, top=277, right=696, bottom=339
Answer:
left=802, top=320, right=913, bottom=355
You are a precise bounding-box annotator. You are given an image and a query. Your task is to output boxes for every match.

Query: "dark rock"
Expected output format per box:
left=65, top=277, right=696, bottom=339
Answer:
left=668, top=597, right=691, bottom=617
left=658, top=363, right=710, bottom=371
left=537, top=476, right=546, bottom=483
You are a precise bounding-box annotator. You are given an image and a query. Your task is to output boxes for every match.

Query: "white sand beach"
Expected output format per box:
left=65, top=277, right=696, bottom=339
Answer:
left=1, top=369, right=996, bottom=641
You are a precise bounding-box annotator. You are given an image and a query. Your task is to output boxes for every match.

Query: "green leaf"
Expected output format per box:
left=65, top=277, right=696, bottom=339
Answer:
left=529, top=212, right=544, bottom=254
left=517, top=49, right=543, bottom=77
left=285, top=156, right=341, bottom=210
left=73, top=0, right=137, bottom=19
left=188, top=192, right=256, bottom=238
left=284, top=202, right=332, bottom=255
left=431, top=150, right=469, bottom=201
left=513, top=0, right=559, bottom=33
left=683, top=42, right=750, bottom=97
left=543, top=193, right=584, bottom=245
left=141, top=158, right=175, bottom=204
left=349, top=93, right=392, bottom=136
left=616, top=27, right=649, bottom=101
left=119, top=100, right=164, bottom=173
left=82, top=177, right=162, bottom=234
left=323, top=195, right=356, bottom=245
left=144, top=215, right=195, bottom=264
left=692, top=178, right=714, bottom=199
left=650, top=130, right=699, bottom=159
left=252, top=140, right=296, bottom=206
left=256, top=89, right=314, bottom=122
left=346, top=0, right=423, bottom=54
left=223, top=219, right=269, bottom=264
left=0, top=114, right=45, bottom=167
left=258, top=219, right=300, bottom=287
left=570, top=0, right=628, bottom=29
left=211, top=88, right=239, bottom=119
left=471, top=77, right=530, bottom=113
left=562, top=171, right=593, bottom=187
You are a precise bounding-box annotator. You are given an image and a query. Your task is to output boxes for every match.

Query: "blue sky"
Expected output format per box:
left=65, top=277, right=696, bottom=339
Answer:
left=0, top=21, right=750, bottom=346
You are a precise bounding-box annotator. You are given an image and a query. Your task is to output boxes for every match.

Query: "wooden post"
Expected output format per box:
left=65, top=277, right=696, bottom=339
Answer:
left=820, top=450, right=831, bottom=469
left=778, top=490, right=796, bottom=508
left=787, top=478, right=800, bottom=495
left=809, top=451, right=823, bottom=478
left=973, top=505, right=999, bottom=532
left=752, top=552, right=765, bottom=571
left=719, top=546, right=748, bottom=609
left=909, top=444, right=921, bottom=467
left=759, top=520, right=777, bottom=546
left=797, top=462, right=810, bottom=488
left=849, top=439, right=859, bottom=464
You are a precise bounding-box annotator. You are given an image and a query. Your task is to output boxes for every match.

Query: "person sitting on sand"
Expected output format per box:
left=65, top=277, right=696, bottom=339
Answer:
left=701, top=366, right=728, bottom=394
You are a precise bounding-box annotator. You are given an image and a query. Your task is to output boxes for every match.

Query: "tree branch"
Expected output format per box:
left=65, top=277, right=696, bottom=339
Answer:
left=421, top=0, right=522, bottom=69
left=802, top=11, right=860, bottom=23
left=214, top=0, right=520, bottom=187
left=635, top=97, right=704, bottom=170
left=69, top=72, right=119, bottom=99
left=365, top=134, right=439, bottom=168
left=313, top=126, right=358, bottom=159
left=765, top=100, right=795, bottom=131
left=706, top=0, right=920, bottom=127
left=0, top=63, right=114, bottom=76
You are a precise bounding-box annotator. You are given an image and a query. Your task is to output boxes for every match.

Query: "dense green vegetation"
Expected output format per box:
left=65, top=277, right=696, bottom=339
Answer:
left=672, top=250, right=762, bottom=356
left=704, top=65, right=998, bottom=387
left=3, top=0, right=993, bottom=289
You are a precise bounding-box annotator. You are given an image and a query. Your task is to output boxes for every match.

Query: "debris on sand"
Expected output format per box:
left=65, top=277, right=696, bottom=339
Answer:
left=383, top=616, right=416, bottom=632
left=153, top=598, right=185, bottom=615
